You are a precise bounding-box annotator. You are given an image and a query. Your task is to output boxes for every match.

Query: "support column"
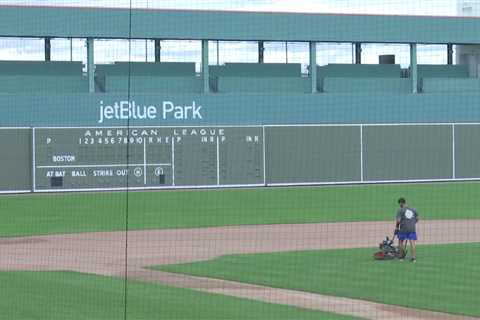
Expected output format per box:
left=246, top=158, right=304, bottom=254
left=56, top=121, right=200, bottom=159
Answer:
left=70, top=38, right=73, bottom=61
left=410, top=43, right=418, bottom=94
left=285, top=41, right=288, bottom=63
left=44, top=37, right=51, bottom=61
left=355, top=42, right=362, bottom=64
left=258, top=41, right=265, bottom=63
left=309, top=41, right=317, bottom=93
left=87, top=38, right=95, bottom=93
left=202, top=39, right=210, bottom=94
left=155, top=39, right=161, bottom=62
left=447, top=43, right=453, bottom=65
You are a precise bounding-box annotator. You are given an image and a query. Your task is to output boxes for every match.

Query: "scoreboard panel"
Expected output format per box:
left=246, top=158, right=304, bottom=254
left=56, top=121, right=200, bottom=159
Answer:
left=34, top=127, right=264, bottom=191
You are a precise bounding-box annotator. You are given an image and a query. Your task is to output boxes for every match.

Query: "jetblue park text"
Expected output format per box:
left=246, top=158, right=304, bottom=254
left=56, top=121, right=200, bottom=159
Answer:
left=98, top=100, right=203, bottom=123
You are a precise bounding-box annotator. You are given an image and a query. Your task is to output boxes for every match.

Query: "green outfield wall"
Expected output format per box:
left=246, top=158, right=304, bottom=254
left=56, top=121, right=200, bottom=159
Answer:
left=1, top=124, right=480, bottom=193
left=0, top=128, right=31, bottom=192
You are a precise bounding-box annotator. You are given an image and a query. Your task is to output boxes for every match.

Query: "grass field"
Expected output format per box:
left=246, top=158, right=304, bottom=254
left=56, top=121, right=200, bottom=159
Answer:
left=156, top=242, right=480, bottom=317
left=0, top=271, right=358, bottom=320
left=2, top=182, right=478, bottom=319
left=1, top=181, right=480, bottom=237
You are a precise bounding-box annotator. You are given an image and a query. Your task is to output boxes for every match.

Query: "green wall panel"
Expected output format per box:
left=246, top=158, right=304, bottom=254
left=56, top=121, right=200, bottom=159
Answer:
left=454, top=125, right=480, bottom=179
left=265, top=126, right=361, bottom=184
left=0, top=128, right=31, bottom=192
left=363, top=125, right=453, bottom=181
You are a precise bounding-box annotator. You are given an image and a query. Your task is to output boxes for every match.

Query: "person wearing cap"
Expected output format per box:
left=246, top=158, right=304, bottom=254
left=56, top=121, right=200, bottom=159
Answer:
left=394, top=197, right=419, bottom=262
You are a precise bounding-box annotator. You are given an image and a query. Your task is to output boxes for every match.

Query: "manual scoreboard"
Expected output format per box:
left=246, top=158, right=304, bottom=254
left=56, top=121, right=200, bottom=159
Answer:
left=33, top=127, right=264, bottom=191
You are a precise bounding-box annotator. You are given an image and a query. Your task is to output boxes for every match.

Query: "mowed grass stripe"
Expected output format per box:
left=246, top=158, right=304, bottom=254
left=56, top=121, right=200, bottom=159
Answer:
left=0, top=271, right=357, bottom=320
left=157, top=242, right=480, bottom=317
left=1, top=181, right=480, bottom=236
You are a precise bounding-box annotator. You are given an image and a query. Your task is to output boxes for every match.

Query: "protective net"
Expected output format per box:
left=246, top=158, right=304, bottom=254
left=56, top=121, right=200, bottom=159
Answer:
left=1, top=1, right=479, bottom=319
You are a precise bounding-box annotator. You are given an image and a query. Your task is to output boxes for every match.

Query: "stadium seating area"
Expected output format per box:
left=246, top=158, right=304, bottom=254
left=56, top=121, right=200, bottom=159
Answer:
left=322, top=78, right=411, bottom=93
left=417, top=65, right=475, bottom=93
left=318, top=64, right=402, bottom=93
left=421, top=78, right=480, bottom=93
left=0, top=60, right=477, bottom=94
left=95, top=62, right=199, bottom=93
left=0, top=61, right=87, bottom=93
left=210, top=63, right=307, bottom=93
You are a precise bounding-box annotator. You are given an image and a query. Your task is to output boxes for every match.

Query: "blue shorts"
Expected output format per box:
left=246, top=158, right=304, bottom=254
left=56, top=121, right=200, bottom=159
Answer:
left=398, top=231, right=417, bottom=241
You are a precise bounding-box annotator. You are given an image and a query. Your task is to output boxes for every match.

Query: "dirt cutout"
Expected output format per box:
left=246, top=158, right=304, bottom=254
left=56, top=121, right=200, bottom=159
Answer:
left=1, top=220, right=479, bottom=319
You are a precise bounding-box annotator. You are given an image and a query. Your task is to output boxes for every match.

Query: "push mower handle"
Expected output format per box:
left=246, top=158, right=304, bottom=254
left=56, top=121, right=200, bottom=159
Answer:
left=391, top=229, right=399, bottom=241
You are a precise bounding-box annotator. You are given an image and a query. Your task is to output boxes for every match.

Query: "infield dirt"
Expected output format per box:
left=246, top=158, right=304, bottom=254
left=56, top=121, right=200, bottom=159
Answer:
left=1, top=220, right=480, bottom=319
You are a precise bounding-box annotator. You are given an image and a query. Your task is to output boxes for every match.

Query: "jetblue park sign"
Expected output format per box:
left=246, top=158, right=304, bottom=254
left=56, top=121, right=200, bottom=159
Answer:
left=98, top=100, right=203, bottom=123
